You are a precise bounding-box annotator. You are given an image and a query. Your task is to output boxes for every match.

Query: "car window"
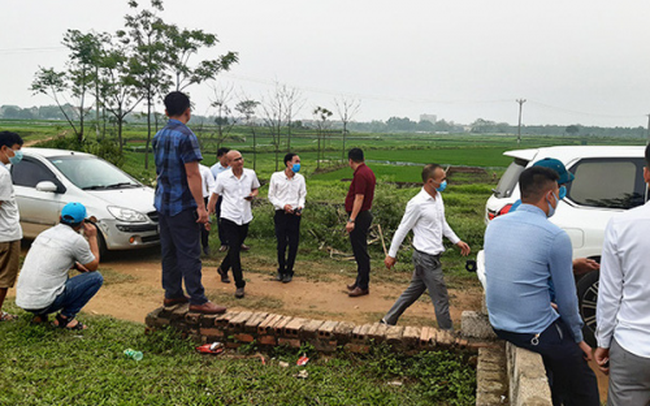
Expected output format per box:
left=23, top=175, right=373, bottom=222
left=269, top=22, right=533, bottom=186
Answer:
left=48, top=156, right=140, bottom=190
left=494, top=158, right=527, bottom=198
left=566, top=158, right=646, bottom=209
left=11, top=158, right=57, bottom=187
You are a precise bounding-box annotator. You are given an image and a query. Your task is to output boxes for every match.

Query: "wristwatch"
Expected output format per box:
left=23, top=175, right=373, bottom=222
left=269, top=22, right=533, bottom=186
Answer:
left=348, top=218, right=355, bottom=223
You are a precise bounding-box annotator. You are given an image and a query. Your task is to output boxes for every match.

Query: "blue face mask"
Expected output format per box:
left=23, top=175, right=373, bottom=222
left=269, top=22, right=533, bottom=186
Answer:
left=558, top=185, right=567, bottom=200
left=8, top=149, right=23, bottom=165
left=547, top=191, right=559, bottom=218
left=291, top=163, right=301, bottom=173
left=435, top=180, right=447, bottom=192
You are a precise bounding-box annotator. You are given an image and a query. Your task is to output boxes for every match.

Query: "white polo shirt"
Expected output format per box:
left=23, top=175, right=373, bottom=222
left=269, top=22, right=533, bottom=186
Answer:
left=388, top=188, right=460, bottom=258
left=213, top=168, right=260, bottom=225
left=268, top=170, right=307, bottom=211
left=0, top=162, right=21, bottom=242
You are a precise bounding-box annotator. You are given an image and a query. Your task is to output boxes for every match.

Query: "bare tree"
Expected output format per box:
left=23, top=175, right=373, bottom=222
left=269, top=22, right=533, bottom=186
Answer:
left=334, top=97, right=360, bottom=161
left=281, top=86, right=303, bottom=152
left=209, top=83, right=238, bottom=148
left=261, top=84, right=285, bottom=171
left=235, top=98, right=260, bottom=170
left=313, top=106, right=333, bottom=170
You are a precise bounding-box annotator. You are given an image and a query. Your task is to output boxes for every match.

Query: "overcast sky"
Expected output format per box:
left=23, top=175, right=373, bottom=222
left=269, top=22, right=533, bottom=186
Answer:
left=3, top=0, right=650, bottom=127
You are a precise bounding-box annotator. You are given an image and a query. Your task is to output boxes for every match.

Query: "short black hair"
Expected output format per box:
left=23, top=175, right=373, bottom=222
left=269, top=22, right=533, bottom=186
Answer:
left=0, top=131, right=23, bottom=148
left=348, top=148, right=364, bottom=163
left=164, top=91, right=191, bottom=117
left=217, top=147, right=230, bottom=158
left=422, top=163, right=442, bottom=183
left=646, top=143, right=650, bottom=167
left=284, top=152, right=297, bottom=166
left=519, top=166, right=560, bottom=203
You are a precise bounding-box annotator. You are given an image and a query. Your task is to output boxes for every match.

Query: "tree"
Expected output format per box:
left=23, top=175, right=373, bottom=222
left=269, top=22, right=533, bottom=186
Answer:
left=334, top=98, right=360, bottom=160
left=163, top=24, right=238, bottom=91
left=566, top=125, right=580, bottom=135
left=30, top=67, right=81, bottom=139
left=210, top=84, right=237, bottom=148
left=261, top=84, right=286, bottom=171
left=313, top=106, right=333, bottom=169
left=96, top=35, right=144, bottom=151
left=235, top=99, right=260, bottom=170
left=280, top=86, right=303, bottom=152
left=120, top=0, right=171, bottom=168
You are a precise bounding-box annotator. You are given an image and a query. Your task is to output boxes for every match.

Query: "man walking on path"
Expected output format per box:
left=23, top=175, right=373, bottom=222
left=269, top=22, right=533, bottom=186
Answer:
left=268, top=153, right=307, bottom=284
left=484, top=166, right=599, bottom=406
left=208, top=150, right=260, bottom=298
left=595, top=143, right=650, bottom=405
left=199, top=163, right=216, bottom=256
left=153, top=91, right=226, bottom=315
left=345, top=148, right=376, bottom=297
left=16, top=202, right=102, bottom=330
left=0, top=131, right=23, bottom=322
left=382, top=164, right=470, bottom=329
left=210, top=147, right=231, bottom=252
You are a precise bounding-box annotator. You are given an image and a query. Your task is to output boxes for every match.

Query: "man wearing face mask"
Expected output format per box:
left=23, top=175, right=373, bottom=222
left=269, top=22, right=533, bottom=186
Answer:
left=484, top=166, right=599, bottom=405
left=381, top=164, right=470, bottom=329
left=268, top=153, right=307, bottom=283
left=0, top=131, right=23, bottom=322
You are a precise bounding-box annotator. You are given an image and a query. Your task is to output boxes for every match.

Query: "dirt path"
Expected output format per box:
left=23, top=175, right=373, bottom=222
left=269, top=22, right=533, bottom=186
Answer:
left=12, top=246, right=483, bottom=328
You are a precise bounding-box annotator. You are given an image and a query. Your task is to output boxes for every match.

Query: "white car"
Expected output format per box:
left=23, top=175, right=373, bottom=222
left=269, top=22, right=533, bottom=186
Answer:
left=11, top=148, right=160, bottom=254
left=477, top=145, right=648, bottom=344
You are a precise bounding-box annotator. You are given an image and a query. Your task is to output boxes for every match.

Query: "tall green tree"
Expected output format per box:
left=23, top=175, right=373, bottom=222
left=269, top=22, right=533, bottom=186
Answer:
left=313, top=106, right=333, bottom=170
left=120, top=0, right=171, bottom=168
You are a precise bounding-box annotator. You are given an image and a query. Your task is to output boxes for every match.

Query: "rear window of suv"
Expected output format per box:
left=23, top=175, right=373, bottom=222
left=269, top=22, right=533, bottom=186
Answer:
left=566, top=158, right=647, bottom=209
left=494, top=158, right=528, bottom=198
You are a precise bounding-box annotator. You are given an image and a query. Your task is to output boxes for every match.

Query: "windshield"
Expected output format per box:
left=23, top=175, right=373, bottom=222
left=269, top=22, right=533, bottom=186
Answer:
left=48, top=155, right=141, bottom=190
left=494, top=158, right=528, bottom=198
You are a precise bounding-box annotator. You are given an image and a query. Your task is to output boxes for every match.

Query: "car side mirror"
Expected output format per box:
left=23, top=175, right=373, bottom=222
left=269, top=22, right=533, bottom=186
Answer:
left=35, top=181, right=59, bottom=193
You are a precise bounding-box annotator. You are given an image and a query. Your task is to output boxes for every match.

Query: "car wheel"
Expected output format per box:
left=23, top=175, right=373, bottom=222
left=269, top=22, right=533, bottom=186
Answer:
left=576, top=270, right=599, bottom=347
left=96, top=230, right=108, bottom=259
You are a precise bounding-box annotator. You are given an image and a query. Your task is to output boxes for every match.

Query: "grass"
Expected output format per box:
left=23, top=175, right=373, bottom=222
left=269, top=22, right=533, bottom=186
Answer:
left=0, top=304, right=476, bottom=406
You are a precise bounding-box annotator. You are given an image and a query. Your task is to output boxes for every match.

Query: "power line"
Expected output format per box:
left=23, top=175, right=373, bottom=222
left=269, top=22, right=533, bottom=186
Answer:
left=0, top=46, right=66, bottom=55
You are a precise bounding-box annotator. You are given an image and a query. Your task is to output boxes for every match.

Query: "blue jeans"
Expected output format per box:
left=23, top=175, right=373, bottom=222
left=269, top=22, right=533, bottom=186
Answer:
left=494, top=319, right=600, bottom=406
left=32, top=271, right=104, bottom=319
left=159, top=209, right=208, bottom=305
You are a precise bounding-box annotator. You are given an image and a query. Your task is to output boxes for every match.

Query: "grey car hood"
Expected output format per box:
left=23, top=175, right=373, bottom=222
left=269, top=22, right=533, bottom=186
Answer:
left=86, top=187, right=156, bottom=215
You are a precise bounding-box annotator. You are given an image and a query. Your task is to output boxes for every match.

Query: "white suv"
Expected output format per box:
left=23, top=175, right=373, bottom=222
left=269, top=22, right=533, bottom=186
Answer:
left=478, top=145, right=648, bottom=344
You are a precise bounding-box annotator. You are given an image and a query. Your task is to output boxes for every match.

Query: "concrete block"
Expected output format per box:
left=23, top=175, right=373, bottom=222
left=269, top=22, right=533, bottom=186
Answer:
left=244, top=312, right=269, bottom=333
left=283, top=317, right=309, bottom=338
left=300, top=320, right=325, bottom=340
left=419, top=326, right=436, bottom=347
left=317, top=320, right=339, bottom=340
left=402, top=326, right=421, bottom=348
left=461, top=311, right=497, bottom=340
left=367, top=323, right=389, bottom=342
left=506, top=343, right=552, bottom=406
left=258, top=314, right=283, bottom=335
left=278, top=337, right=301, bottom=348
left=385, top=325, right=405, bottom=346
left=435, top=329, right=455, bottom=348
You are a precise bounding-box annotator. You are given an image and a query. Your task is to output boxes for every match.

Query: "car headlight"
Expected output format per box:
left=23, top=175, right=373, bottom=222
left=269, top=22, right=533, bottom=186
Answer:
left=107, top=206, right=148, bottom=222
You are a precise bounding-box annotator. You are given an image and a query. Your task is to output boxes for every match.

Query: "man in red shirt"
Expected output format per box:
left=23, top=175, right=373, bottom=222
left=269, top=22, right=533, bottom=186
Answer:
left=345, top=148, right=376, bottom=297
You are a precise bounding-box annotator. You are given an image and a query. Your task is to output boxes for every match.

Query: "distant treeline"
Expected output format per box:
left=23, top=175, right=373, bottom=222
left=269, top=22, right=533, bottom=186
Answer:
left=1, top=104, right=646, bottom=138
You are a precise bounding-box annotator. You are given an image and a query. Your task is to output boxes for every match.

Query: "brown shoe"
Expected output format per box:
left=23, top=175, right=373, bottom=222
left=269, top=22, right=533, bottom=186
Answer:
left=189, top=301, right=227, bottom=314
left=217, top=267, right=231, bottom=284
left=348, top=287, right=369, bottom=297
left=346, top=283, right=357, bottom=291
left=163, top=295, right=190, bottom=307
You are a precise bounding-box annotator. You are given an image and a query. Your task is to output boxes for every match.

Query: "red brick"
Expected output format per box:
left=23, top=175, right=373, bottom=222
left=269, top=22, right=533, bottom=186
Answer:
left=333, top=321, right=355, bottom=342
left=258, top=335, right=277, bottom=346
left=367, top=323, right=389, bottom=342
left=227, top=311, right=253, bottom=331
left=234, top=333, right=255, bottom=343
left=300, top=320, right=325, bottom=340
left=272, top=316, right=293, bottom=335
left=344, top=343, right=370, bottom=353
left=258, top=314, right=282, bottom=335
left=244, top=312, right=269, bottom=333
left=385, top=325, right=405, bottom=346
left=313, top=339, right=338, bottom=353
left=200, top=328, right=225, bottom=339
left=215, top=311, right=240, bottom=328
left=351, top=324, right=372, bottom=343
left=278, top=337, right=301, bottom=348
left=402, top=326, right=421, bottom=348
left=283, top=318, right=308, bottom=338
left=317, top=321, right=339, bottom=339
left=184, top=312, right=201, bottom=326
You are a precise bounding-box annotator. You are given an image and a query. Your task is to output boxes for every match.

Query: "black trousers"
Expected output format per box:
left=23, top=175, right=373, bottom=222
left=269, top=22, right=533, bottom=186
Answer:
left=349, top=210, right=372, bottom=290
left=494, top=319, right=600, bottom=406
left=274, top=210, right=301, bottom=276
left=215, top=196, right=227, bottom=246
left=219, top=219, right=249, bottom=288
left=201, top=197, right=210, bottom=250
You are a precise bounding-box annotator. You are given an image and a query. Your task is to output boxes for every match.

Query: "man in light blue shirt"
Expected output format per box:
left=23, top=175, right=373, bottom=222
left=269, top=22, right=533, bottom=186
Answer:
left=484, top=166, right=599, bottom=406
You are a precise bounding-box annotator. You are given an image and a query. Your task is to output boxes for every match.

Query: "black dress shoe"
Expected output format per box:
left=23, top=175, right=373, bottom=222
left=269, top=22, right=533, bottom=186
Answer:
left=282, top=274, right=293, bottom=283
left=217, top=267, right=231, bottom=284
left=273, top=273, right=283, bottom=282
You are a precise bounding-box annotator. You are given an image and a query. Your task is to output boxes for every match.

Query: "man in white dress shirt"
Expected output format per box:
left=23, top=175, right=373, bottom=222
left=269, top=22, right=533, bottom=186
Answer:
left=595, top=143, right=650, bottom=405
left=381, top=164, right=470, bottom=330
left=208, top=150, right=260, bottom=298
left=268, top=153, right=307, bottom=283
left=198, top=163, right=216, bottom=255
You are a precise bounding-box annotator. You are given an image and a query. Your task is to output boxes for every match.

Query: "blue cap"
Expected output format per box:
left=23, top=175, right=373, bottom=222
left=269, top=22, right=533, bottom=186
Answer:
left=533, top=158, right=575, bottom=185
left=61, top=202, right=87, bottom=225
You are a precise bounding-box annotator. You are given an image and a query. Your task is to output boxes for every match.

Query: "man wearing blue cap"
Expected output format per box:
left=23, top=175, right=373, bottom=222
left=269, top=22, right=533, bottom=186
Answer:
left=16, top=202, right=103, bottom=329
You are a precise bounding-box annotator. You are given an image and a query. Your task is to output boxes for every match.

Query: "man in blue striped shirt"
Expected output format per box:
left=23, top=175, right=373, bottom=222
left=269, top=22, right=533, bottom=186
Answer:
left=484, top=166, right=599, bottom=406
left=153, top=91, right=226, bottom=315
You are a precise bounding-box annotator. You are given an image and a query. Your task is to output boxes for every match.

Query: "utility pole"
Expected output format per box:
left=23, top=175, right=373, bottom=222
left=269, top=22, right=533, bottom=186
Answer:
left=516, top=99, right=526, bottom=146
